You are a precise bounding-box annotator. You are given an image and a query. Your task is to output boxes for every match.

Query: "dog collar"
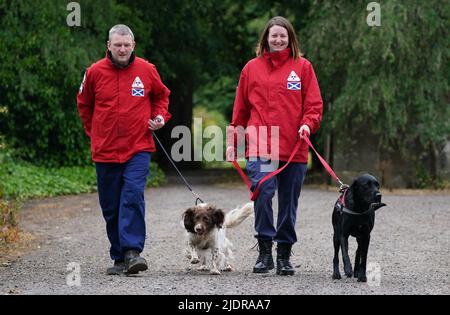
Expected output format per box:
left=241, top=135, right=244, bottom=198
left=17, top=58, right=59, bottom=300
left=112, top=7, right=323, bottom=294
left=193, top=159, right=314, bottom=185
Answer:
left=338, top=203, right=377, bottom=216
left=341, top=205, right=372, bottom=216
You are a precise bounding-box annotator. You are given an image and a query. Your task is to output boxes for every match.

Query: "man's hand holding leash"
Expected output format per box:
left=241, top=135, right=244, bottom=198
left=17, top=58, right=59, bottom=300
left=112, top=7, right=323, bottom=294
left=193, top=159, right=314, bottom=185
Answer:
left=149, top=115, right=165, bottom=130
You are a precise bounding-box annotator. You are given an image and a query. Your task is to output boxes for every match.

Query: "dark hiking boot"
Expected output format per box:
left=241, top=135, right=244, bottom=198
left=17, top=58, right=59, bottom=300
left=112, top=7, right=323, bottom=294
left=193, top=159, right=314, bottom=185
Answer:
left=124, top=250, right=148, bottom=275
left=276, top=243, right=295, bottom=276
left=106, top=260, right=126, bottom=275
left=253, top=239, right=274, bottom=273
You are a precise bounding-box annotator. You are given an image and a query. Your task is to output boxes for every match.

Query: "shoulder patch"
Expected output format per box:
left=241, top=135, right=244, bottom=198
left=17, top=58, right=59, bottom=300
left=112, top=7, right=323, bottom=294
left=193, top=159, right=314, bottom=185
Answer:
left=287, top=70, right=301, bottom=90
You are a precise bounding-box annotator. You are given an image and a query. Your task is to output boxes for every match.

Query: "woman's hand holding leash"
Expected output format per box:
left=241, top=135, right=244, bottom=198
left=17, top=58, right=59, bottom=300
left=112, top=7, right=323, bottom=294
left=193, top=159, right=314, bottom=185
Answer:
left=298, top=124, right=310, bottom=139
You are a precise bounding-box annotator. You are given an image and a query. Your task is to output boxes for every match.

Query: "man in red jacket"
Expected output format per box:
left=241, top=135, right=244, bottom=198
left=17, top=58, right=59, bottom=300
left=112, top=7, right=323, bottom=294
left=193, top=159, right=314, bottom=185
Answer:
left=227, top=17, right=323, bottom=276
left=77, top=24, right=171, bottom=275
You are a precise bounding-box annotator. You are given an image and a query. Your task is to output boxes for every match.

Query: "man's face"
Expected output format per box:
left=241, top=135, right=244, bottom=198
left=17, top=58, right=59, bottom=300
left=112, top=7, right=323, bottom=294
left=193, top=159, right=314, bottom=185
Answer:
left=107, top=33, right=135, bottom=66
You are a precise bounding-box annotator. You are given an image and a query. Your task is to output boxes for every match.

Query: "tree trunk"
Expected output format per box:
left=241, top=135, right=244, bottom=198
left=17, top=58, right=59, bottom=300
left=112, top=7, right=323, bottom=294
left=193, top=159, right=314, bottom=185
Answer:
left=429, top=141, right=438, bottom=185
left=155, top=77, right=201, bottom=170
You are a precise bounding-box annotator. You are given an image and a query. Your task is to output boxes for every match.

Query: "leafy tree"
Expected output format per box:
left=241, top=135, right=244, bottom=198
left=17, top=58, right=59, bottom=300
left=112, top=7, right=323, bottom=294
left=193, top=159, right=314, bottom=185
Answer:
left=303, top=0, right=450, bottom=180
left=0, top=0, right=118, bottom=166
left=1, top=0, right=448, bottom=185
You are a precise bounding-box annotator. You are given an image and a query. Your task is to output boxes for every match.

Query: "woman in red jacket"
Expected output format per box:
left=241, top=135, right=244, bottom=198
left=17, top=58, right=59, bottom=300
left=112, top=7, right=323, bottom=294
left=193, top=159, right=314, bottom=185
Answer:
left=227, top=16, right=323, bottom=275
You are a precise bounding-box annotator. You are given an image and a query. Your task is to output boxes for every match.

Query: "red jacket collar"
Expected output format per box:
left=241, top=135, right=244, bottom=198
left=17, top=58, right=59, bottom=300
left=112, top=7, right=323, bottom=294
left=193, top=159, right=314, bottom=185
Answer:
left=262, top=47, right=291, bottom=68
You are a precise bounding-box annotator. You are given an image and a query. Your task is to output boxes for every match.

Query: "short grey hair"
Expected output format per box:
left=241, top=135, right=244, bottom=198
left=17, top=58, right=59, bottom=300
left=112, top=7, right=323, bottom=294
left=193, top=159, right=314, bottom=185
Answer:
left=108, top=24, right=134, bottom=41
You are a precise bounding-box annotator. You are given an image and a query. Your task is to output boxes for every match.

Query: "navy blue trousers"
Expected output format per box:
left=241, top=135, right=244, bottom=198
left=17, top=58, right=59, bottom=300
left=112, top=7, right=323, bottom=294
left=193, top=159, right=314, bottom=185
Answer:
left=95, top=152, right=150, bottom=261
left=246, top=158, right=307, bottom=244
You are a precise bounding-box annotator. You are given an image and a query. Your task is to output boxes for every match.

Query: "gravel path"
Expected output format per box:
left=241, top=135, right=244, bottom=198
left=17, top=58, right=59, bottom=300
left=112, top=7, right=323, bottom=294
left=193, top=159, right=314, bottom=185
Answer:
left=1, top=178, right=449, bottom=295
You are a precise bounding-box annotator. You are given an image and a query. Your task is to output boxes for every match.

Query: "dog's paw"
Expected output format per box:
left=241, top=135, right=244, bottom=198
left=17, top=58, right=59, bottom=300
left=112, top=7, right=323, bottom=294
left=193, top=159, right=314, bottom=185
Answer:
left=222, top=265, right=234, bottom=272
left=210, top=269, right=221, bottom=275
left=197, top=265, right=209, bottom=271
left=190, top=257, right=200, bottom=264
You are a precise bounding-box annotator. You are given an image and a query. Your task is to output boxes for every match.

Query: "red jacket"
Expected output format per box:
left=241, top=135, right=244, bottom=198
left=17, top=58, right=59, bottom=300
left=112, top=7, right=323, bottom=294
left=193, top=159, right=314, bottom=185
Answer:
left=229, top=48, right=323, bottom=163
left=77, top=53, right=171, bottom=163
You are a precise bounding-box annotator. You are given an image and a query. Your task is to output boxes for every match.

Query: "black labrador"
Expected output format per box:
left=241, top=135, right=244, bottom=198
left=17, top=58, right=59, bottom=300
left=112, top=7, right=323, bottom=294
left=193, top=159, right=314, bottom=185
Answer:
left=332, top=174, right=386, bottom=282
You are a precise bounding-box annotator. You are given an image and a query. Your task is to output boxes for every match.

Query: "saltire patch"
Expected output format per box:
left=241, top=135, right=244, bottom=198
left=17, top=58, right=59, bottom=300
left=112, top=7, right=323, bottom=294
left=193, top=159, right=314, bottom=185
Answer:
left=287, top=82, right=301, bottom=90
left=131, top=76, right=145, bottom=97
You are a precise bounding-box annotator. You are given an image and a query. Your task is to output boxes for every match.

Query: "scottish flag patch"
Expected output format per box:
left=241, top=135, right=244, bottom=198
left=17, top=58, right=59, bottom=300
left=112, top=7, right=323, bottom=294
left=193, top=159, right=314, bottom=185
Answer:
left=131, top=76, right=145, bottom=97
left=132, top=88, right=144, bottom=96
left=287, top=82, right=301, bottom=90
left=287, top=70, right=301, bottom=90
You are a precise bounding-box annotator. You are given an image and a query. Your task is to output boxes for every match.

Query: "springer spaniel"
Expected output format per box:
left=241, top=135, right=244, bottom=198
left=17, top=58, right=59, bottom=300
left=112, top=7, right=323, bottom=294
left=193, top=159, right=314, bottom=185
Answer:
left=182, top=202, right=253, bottom=275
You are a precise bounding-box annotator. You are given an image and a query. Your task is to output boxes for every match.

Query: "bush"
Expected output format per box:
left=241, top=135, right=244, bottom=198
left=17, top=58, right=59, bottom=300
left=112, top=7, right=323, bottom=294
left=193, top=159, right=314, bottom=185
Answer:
left=0, top=149, right=166, bottom=200
left=192, top=106, right=230, bottom=169
left=0, top=200, right=20, bottom=245
left=415, top=165, right=450, bottom=189
left=0, top=1, right=117, bottom=166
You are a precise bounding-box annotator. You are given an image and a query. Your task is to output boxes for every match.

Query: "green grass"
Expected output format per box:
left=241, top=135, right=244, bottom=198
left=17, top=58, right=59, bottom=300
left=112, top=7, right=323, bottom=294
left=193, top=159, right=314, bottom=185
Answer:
left=0, top=145, right=166, bottom=246
left=0, top=150, right=166, bottom=200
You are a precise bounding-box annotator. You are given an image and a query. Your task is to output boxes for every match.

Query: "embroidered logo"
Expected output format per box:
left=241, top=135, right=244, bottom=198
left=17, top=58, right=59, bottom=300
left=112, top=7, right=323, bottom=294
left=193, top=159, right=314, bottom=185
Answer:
left=131, top=76, right=145, bottom=97
left=287, top=70, right=301, bottom=90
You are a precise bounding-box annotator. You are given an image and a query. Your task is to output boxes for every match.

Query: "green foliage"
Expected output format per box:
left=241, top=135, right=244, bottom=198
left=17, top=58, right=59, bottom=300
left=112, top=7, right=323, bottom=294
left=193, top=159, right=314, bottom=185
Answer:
left=0, top=148, right=166, bottom=200
left=415, top=164, right=449, bottom=189
left=192, top=106, right=229, bottom=168
left=0, top=0, right=118, bottom=166
left=0, top=0, right=448, bottom=184
left=304, top=1, right=450, bottom=152
left=0, top=199, right=21, bottom=245
left=147, top=162, right=167, bottom=188
left=194, top=76, right=237, bottom=119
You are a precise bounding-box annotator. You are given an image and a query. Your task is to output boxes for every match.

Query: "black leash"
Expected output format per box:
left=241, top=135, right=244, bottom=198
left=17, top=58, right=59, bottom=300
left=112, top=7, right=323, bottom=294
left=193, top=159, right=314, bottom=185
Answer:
left=153, top=133, right=205, bottom=205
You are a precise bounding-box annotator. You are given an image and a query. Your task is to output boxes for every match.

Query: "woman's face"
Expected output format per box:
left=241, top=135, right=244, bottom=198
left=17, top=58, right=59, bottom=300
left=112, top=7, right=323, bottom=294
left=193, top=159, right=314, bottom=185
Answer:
left=267, top=25, right=289, bottom=52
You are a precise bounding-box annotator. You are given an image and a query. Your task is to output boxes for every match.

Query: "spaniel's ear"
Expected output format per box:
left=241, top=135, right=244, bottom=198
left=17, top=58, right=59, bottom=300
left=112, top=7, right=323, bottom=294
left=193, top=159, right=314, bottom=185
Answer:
left=212, top=208, right=225, bottom=228
left=183, top=208, right=196, bottom=233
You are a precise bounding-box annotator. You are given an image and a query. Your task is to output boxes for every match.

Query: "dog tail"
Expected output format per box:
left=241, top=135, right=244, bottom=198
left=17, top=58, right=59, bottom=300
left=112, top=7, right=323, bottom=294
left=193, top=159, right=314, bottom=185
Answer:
left=224, top=202, right=254, bottom=228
